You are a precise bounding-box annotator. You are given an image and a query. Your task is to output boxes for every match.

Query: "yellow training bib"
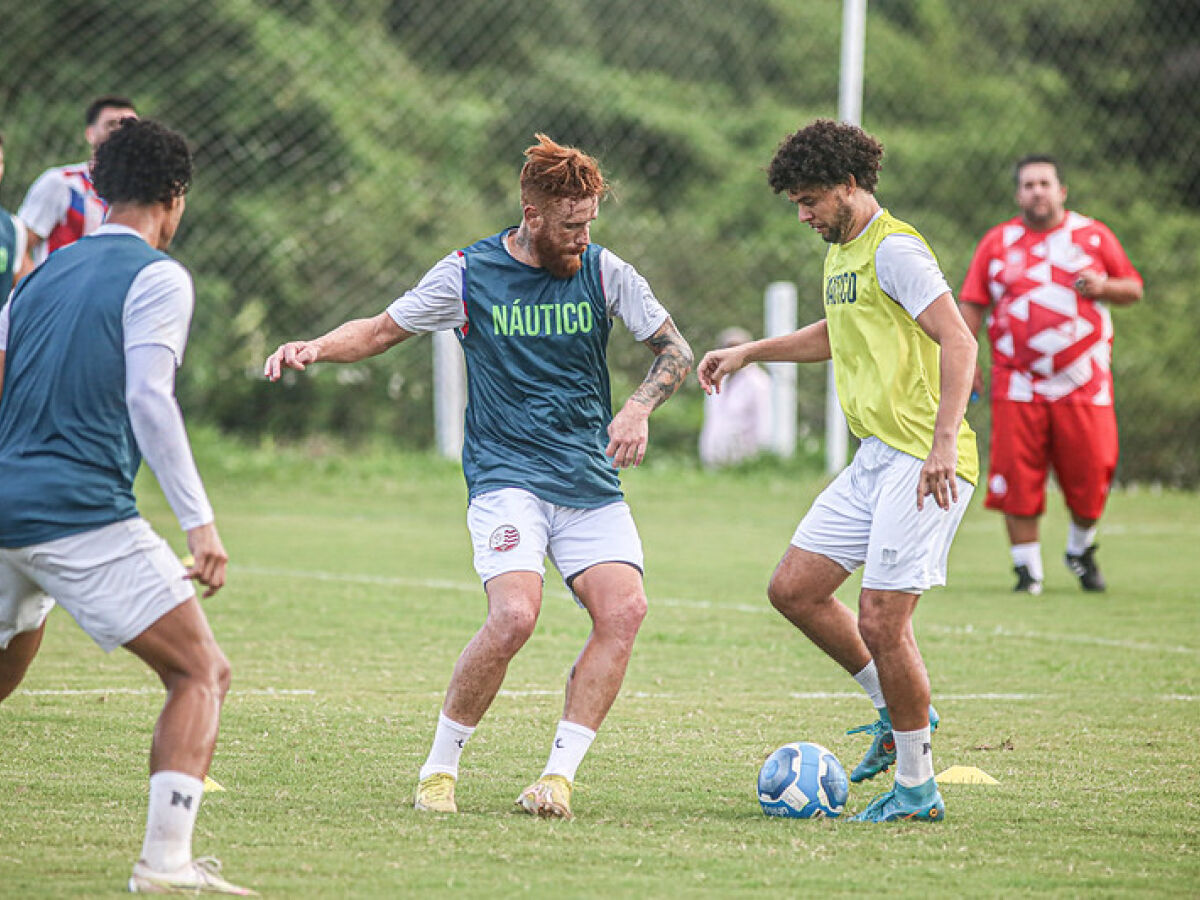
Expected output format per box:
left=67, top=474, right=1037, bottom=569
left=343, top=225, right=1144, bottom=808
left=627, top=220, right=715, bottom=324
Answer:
left=822, top=210, right=978, bottom=485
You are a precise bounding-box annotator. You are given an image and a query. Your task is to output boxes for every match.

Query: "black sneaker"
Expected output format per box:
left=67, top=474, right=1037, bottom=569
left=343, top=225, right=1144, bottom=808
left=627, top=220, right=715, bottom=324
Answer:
left=1064, top=544, right=1106, bottom=592
left=1013, top=564, right=1043, bottom=595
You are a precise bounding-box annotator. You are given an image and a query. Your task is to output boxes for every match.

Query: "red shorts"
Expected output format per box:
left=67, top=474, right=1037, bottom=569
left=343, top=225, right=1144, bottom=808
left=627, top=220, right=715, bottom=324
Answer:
left=984, top=400, right=1118, bottom=520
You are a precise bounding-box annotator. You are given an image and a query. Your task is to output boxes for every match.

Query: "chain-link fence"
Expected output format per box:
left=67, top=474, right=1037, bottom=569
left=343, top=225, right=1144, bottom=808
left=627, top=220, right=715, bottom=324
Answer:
left=2, top=0, right=1197, bottom=483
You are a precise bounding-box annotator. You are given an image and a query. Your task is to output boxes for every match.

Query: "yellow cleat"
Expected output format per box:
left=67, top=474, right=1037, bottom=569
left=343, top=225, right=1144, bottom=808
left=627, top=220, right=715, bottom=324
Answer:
left=128, top=857, right=257, bottom=895
left=516, top=774, right=574, bottom=820
left=414, top=772, right=458, bottom=813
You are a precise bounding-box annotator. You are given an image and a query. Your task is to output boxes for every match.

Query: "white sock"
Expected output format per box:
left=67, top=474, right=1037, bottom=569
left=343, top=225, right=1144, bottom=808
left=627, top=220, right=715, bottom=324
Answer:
left=419, top=712, right=475, bottom=780
left=852, top=659, right=887, bottom=710
left=1011, top=542, right=1043, bottom=581
left=1067, top=523, right=1097, bottom=557
left=141, top=771, right=203, bottom=872
left=893, top=726, right=935, bottom=788
left=541, top=719, right=596, bottom=782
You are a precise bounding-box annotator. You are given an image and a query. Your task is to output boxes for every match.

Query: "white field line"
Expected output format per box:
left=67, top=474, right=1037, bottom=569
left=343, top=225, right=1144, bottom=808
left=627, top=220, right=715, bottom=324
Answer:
left=492, top=689, right=1041, bottom=702
left=923, top=623, right=1197, bottom=656
left=18, top=696, right=314, bottom=700
left=787, top=691, right=1042, bottom=701
left=236, top=564, right=1199, bottom=658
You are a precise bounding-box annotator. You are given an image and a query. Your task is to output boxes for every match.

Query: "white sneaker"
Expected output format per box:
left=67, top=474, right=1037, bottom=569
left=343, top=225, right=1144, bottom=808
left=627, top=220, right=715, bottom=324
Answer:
left=128, top=857, right=257, bottom=895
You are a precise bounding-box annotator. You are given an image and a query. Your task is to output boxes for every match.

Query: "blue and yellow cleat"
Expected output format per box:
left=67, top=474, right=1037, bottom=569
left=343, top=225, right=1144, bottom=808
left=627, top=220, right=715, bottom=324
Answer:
left=846, top=706, right=939, bottom=783
left=851, top=777, right=945, bottom=823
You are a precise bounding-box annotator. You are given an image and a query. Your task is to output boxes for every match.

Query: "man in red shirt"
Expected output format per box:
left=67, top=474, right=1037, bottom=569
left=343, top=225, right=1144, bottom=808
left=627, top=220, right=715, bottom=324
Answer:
left=959, top=155, right=1142, bottom=594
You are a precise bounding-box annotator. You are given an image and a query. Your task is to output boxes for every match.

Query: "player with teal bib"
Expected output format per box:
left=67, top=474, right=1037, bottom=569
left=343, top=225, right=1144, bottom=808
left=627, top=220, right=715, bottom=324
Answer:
left=265, top=134, right=692, bottom=821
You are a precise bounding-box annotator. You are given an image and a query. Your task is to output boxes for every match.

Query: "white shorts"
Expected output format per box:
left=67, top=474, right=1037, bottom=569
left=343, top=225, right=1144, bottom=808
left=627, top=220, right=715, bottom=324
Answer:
left=467, top=488, right=644, bottom=597
left=0, top=518, right=195, bottom=653
left=791, top=438, right=974, bottom=593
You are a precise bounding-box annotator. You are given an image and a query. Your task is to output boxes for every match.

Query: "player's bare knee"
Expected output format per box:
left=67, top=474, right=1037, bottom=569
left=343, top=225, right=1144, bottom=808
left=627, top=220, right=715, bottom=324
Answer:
left=597, top=590, right=646, bottom=642
left=486, top=605, right=539, bottom=656
left=170, top=643, right=231, bottom=703
left=856, top=610, right=896, bottom=655
left=767, top=576, right=820, bottom=620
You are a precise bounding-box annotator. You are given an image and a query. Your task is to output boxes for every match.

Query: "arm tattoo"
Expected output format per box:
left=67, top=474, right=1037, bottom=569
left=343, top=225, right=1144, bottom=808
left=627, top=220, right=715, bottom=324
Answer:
left=630, top=318, right=694, bottom=411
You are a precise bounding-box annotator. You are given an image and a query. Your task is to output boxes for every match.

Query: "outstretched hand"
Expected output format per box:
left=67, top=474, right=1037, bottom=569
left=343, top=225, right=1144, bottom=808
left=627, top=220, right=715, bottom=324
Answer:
left=264, top=341, right=321, bottom=381
left=696, top=347, right=747, bottom=395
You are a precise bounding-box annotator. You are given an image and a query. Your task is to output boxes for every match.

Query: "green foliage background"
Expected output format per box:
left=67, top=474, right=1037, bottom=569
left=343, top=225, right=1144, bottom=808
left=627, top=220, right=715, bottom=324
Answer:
left=2, top=0, right=1197, bottom=482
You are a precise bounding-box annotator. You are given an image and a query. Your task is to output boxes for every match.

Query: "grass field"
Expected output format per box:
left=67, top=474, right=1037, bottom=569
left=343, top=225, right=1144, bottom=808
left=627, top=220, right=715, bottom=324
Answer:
left=2, top=433, right=1197, bottom=897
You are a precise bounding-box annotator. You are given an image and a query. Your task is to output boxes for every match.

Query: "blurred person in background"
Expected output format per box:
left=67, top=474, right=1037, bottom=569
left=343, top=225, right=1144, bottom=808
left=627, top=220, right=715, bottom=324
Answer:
left=265, top=133, right=692, bottom=821
left=0, top=133, right=30, bottom=295
left=959, top=155, right=1143, bottom=595
left=698, top=326, right=772, bottom=468
left=0, top=119, right=253, bottom=896
left=698, top=118, right=977, bottom=824
left=17, top=95, right=137, bottom=274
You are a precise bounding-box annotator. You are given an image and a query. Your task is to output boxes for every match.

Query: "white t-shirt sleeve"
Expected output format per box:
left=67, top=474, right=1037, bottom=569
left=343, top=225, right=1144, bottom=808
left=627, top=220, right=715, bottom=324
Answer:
left=17, top=168, right=70, bottom=240
left=121, top=258, right=211, bottom=530
left=0, top=299, right=9, bottom=350
left=599, top=248, right=669, bottom=341
left=386, top=251, right=468, bottom=333
left=125, top=344, right=214, bottom=531
left=124, top=259, right=195, bottom=365
left=875, top=234, right=952, bottom=320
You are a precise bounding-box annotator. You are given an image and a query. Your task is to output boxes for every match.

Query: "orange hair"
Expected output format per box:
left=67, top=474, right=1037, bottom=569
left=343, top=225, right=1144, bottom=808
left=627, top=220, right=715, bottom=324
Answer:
left=520, top=133, right=608, bottom=207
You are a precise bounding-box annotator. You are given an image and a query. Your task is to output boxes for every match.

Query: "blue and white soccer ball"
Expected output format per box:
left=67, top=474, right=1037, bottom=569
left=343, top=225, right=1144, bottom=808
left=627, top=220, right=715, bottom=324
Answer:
left=758, top=741, right=849, bottom=819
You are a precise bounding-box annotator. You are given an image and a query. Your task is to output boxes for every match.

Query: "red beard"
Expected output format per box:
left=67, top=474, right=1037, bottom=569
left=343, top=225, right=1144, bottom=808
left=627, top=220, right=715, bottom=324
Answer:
left=533, top=229, right=584, bottom=279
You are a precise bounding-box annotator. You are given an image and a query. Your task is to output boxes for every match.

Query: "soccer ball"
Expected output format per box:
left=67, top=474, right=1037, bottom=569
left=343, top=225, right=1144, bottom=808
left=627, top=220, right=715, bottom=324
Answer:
left=757, top=741, right=849, bottom=819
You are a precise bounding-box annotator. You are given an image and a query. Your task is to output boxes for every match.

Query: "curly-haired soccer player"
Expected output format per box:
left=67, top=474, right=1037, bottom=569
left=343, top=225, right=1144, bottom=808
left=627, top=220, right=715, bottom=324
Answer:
left=0, top=119, right=253, bottom=894
left=698, top=119, right=978, bottom=823
left=265, top=133, right=693, bottom=820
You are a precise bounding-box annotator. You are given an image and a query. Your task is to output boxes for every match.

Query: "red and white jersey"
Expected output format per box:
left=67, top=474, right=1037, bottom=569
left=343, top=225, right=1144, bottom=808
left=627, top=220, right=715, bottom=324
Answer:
left=960, top=212, right=1141, bottom=405
left=17, top=161, right=109, bottom=266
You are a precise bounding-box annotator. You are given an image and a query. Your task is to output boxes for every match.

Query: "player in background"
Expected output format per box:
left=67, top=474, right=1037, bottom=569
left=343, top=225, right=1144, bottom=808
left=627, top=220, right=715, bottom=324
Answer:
left=17, top=95, right=138, bottom=273
left=698, top=119, right=977, bottom=823
left=0, top=119, right=253, bottom=895
left=264, top=133, right=692, bottom=820
left=0, top=133, right=30, bottom=296
left=960, top=155, right=1142, bottom=595
left=698, top=326, right=773, bottom=468
left=0, top=134, right=30, bottom=295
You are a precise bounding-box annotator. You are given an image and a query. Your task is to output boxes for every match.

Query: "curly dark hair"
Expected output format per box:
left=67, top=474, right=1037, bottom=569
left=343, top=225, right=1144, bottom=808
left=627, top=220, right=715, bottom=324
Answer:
left=92, top=119, right=192, bottom=206
left=767, top=118, right=884, bottom=195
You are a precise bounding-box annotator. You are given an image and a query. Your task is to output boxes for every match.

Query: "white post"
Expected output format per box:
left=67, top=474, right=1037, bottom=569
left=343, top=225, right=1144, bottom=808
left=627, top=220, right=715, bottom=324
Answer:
left=839, top=0, right=867, bottom=127
left=432, top=330, right=465, bottom=460
left=764, top=281, right=798, bottom=458
left=823, top=0, right=867, bottom=475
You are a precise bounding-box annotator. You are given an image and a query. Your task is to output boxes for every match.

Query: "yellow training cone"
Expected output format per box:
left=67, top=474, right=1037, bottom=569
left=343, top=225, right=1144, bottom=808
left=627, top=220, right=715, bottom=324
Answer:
left=203, top=775, right=226, bottom=793
left=937, top=765, right=999, bottom=785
